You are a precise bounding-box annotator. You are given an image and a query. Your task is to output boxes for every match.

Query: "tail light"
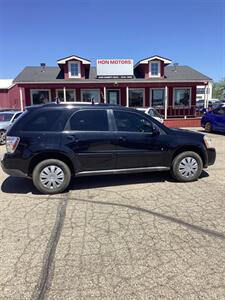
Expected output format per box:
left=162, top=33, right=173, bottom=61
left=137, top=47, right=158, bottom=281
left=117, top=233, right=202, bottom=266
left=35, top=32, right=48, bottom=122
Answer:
left=6, top=136, right=20, bottom=153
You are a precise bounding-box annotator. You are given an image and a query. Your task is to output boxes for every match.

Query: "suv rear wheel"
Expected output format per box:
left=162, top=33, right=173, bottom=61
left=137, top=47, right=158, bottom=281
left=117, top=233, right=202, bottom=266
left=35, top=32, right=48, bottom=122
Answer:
left=171, top=151, right=203, bottom=182
left=33, top=159, right=71, bottom=194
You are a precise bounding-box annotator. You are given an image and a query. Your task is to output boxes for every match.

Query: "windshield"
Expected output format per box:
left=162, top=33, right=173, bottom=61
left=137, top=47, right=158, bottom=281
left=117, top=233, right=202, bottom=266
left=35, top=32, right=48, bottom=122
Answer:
left=148, top=109, right=161, bottom=118
left=0, top=113, right=14, bottom=122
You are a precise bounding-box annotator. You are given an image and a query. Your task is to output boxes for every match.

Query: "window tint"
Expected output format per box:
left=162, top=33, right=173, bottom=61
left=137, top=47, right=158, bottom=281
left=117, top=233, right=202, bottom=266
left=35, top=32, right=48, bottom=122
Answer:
left=22, top=110, right=63, bottom=131
left=0, top=113, right=14, bottom=122
left=213, top=108, right=225, bottom=115
left=69, top=110, right=108, bottom=131
left=114, top=111, right=153, bottom=133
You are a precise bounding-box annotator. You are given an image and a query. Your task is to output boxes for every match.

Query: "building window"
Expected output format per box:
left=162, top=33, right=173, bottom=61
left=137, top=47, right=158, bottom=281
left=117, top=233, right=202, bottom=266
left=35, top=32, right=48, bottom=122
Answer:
left=30, top=89, right=51, bottom=105
left=196, top=88, right=205, bottom=94
left=56, top=89, right=76, bottom=102
left=173, top=88, right=191, bottom=107
left=149, top=61, right=160, bottom=77
left=129, top=89, right=145, bottom=107
left=150, top=89, right=165, bottom=107
left=81, top=89, right=100, bottom=103
left=68, top=61, right=81, bottom=78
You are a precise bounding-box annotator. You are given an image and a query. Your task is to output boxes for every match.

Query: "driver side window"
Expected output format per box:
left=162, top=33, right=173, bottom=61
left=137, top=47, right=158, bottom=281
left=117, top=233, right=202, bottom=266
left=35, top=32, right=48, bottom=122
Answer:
left=113, top=110, right=153, bottom=133
left=214, top=108, right=225, bottom=115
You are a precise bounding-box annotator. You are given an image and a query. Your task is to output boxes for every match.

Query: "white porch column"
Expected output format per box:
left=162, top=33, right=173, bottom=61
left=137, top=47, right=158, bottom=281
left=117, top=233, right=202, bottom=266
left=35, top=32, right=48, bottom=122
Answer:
left=19, top=88, right=24, bottom=111
left=103, top=87, right=106, bottom=103
left=63, top=87, right=66, bottom=102
left=164, top=86, right=168, bottom=120
left=126, top=86, right=129, bottom=107
left=204, top=85, right=207, bottom=108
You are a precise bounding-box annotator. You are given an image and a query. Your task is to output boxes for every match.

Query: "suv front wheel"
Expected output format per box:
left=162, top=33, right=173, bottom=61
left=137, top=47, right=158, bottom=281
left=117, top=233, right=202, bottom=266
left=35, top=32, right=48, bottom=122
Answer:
left=171, top=151, right=203, bottom=182
left=33, top=159, right=71, bottom=194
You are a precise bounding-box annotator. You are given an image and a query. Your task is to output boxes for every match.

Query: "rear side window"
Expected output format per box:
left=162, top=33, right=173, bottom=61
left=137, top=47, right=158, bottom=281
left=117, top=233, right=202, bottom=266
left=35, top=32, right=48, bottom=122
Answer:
left=22, top=110, right=64, bottom=131
left=69, top=110, right=108, bottom=131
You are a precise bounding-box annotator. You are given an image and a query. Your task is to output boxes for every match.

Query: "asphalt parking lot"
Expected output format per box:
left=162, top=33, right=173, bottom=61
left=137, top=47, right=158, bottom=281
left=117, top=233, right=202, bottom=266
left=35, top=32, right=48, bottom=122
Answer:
left=0, top=130, right=225, bottom=300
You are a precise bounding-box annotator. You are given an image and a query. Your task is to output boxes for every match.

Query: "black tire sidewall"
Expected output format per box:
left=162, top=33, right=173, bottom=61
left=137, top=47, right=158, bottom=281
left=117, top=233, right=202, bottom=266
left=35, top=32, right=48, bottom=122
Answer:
left=0, top=130, right=6, bottom=145
left=205, top=122, right=212, bottom=133
left=171, top=151, right=203, bottom=182
left=33, top=159, right=71, bottom=194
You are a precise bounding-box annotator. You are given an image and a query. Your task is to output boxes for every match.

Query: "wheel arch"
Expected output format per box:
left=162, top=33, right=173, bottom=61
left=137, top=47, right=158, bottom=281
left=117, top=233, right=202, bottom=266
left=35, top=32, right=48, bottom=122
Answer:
left=171, top=146, right=206, bottom=167
left=28, top=151, right=75, bottom=176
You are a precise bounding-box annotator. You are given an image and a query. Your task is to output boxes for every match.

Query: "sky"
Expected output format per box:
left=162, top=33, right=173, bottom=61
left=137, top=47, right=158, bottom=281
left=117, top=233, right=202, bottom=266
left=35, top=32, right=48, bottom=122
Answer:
left=0, top=0, right=224, bottom=81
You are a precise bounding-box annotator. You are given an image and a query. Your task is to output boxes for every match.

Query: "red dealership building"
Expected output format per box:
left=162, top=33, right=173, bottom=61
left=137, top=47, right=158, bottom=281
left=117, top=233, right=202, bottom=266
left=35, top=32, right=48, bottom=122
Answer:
left=0, top=54, right=212, bottom=118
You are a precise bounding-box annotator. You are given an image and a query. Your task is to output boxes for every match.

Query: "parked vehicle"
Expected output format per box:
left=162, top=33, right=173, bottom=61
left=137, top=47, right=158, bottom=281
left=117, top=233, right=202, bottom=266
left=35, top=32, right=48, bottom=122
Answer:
left=0, top=111, right=22, bottom=145
left=201, top=104, right=225, bottom=133
left=196, top=99, right=222, bottom=113
left=1, top=103, right=216, bottom=194
left=136, top=107, right=164, bottom=123
left=196, top=99, right=205, bottom=112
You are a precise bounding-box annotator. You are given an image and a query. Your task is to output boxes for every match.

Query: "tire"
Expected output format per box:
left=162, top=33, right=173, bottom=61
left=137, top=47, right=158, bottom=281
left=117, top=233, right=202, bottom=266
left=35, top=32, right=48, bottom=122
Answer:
left=171, top=151, right=203, bottom=182
left=32, top=159, right=71, bottom=194
left=0, top=130, right=6, bottom=145
left=205, top=122, right=212, bottom=133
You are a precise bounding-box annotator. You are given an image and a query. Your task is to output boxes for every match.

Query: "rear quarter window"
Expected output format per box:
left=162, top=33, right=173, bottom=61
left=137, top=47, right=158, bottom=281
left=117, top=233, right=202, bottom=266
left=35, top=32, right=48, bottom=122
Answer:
left=21, top=110, right=67, bottom=131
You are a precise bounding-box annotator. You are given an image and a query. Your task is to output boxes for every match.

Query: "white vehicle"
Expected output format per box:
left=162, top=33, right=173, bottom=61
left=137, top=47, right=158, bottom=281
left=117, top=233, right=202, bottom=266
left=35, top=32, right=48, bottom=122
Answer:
left=136, top=107, right=164, bottom=124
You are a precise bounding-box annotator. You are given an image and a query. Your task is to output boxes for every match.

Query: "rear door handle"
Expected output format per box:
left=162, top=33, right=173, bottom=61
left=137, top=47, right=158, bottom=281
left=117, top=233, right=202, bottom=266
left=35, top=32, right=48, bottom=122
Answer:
left=67, top=135, right=79, bottom=143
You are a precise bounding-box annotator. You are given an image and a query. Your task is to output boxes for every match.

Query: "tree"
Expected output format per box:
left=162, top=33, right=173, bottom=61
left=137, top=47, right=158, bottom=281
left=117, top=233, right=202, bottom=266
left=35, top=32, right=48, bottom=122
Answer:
left=212, top=78, right=225, bottom=100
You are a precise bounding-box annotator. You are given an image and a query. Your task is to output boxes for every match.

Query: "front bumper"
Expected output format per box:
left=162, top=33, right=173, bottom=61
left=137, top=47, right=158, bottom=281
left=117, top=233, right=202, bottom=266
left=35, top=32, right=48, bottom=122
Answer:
left=1, top=153, right=28, bottom=177
left=206, top=148, right=216, bottom=167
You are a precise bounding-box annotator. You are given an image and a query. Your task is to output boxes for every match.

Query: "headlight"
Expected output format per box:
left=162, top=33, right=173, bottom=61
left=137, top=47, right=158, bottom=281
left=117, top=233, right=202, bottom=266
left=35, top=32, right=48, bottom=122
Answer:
left=203, top=135, right=213, bottom=149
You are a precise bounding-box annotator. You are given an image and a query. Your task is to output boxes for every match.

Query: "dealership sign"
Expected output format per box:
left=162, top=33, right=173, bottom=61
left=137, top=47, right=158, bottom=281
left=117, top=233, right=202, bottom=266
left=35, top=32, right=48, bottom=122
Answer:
left=96, top=59, right=134, bottom=77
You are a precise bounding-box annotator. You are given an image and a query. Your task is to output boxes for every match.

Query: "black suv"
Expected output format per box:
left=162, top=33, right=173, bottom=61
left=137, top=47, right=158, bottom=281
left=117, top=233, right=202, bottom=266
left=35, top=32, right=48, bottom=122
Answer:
left=1, top=103, right=216, bottom=194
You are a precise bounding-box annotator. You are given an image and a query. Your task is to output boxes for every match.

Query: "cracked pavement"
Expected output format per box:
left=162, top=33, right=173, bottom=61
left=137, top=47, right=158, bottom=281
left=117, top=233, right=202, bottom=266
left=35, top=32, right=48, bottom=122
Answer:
left=0, top=130, right=225, bottom=299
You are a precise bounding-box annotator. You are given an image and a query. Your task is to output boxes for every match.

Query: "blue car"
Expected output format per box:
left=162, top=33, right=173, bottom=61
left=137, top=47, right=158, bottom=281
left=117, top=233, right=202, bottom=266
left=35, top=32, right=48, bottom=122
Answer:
left=201, top=105, right=225, bottom=133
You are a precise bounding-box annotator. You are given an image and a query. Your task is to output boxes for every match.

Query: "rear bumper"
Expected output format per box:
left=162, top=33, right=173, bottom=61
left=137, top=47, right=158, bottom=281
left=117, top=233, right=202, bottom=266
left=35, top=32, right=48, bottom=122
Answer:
left=1, top=153, right=28, bottom=177
left=206, top=148, right=216, bottom=167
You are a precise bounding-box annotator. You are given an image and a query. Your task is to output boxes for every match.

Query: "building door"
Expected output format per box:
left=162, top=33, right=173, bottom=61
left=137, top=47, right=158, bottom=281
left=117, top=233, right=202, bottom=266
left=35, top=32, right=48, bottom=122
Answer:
left=107, top=90, right=120, bottom=105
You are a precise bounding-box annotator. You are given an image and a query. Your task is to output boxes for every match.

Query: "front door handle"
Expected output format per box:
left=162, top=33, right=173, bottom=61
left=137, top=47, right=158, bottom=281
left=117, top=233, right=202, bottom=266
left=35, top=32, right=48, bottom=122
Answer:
left=118, top=136, right=126, bottom=142
left=67, top=135, right=79, bottom=143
